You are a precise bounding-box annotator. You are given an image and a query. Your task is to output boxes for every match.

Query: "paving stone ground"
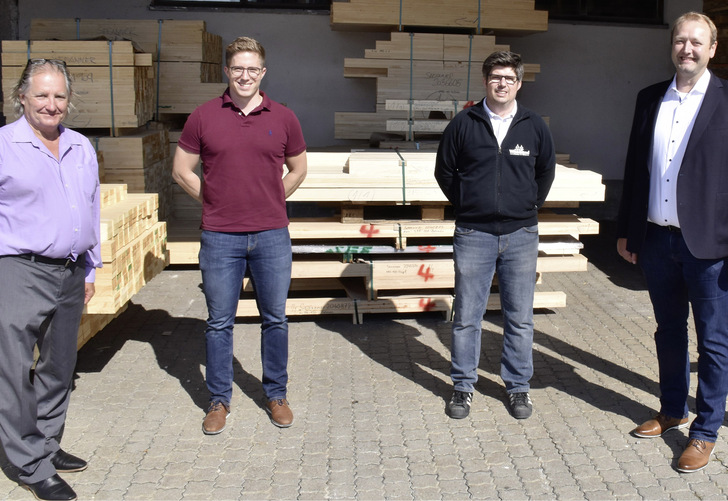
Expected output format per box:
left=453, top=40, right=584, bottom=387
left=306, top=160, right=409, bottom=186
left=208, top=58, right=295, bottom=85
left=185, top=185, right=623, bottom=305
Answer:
left=1, top=222, right=727, bottom=500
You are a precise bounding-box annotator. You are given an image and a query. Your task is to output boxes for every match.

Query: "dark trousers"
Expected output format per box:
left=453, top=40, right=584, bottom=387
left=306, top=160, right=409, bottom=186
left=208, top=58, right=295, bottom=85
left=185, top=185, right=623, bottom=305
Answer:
left=0, top=255, right=85, bottom=483
left=640, top=224, right=728, bottom=442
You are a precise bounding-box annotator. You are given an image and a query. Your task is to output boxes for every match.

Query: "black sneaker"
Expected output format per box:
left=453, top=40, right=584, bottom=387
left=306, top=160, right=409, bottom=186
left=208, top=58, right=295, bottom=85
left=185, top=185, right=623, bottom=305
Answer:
left=447, top=390, right=473, bottom=419
left=508, top=392, right=533, bottom=419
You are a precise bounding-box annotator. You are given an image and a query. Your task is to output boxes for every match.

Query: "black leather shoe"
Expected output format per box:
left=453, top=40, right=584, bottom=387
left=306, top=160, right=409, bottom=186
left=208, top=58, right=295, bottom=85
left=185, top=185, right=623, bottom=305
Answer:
left=22, top=474, right=77, bottom=501
left=50, top=450, right=88, bottom=473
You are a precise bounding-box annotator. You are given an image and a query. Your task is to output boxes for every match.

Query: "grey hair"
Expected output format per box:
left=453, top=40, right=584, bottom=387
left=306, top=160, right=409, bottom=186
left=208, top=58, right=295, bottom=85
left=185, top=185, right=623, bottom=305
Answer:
left=10, top=59, right=73, bottom=117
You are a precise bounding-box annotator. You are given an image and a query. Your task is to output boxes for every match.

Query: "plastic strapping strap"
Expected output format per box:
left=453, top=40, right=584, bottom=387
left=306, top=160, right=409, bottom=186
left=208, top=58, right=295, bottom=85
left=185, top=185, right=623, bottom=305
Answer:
left=466, top=34, right=473, bottom=101
left=75, top=18, right=80, bottom=39
left=353, top=299, right=360, bottom=323
left=477, top=0, right=482, bottom=32
left=93, top=137, right=100, bottom=152
left=408, top=32, right=414, bottom=141
left=108, top=41, right=116, bottom=134
left=398, top=0, right=403, bottom=31
left=395, top=148, right=407, bottom=205
left=155, top=20, right=163, bottom=120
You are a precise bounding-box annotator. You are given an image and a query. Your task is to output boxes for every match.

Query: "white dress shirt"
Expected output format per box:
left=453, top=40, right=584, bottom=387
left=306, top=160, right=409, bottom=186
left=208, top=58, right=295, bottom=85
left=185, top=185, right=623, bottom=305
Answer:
left=484, top=101, right=517, bottom=146
left=648, top=70, right=711, bottom=228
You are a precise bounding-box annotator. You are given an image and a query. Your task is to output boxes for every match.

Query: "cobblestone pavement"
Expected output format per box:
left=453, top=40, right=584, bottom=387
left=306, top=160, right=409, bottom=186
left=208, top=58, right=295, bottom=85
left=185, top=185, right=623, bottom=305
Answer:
left=1, top=223, right=727, bottom=500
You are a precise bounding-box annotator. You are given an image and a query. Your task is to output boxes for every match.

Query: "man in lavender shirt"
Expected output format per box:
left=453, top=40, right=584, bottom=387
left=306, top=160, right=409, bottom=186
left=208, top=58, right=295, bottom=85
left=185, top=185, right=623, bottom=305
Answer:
left=0, top=59, right=101, bottom=501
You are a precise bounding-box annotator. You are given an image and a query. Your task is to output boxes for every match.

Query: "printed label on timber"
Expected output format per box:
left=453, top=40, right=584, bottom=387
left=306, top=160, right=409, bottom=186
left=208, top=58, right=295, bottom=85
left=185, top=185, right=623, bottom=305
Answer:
left=398, top=222, right=454, bottom=236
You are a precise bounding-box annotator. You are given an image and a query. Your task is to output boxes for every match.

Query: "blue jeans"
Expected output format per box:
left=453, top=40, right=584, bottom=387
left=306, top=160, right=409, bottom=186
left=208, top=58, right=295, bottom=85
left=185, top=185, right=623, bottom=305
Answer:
left=450, top=225, right=539, bottom=394
left=199, top=228, right=292, bottom=404
left=640, top=223, right=728, bottom=442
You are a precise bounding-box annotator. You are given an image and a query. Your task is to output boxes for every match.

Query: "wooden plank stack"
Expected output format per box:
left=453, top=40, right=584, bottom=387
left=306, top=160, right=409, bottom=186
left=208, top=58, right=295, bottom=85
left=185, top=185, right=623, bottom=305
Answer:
left=29, top=18, right=226, bottom=116
left=335, top=32, right=540, bottom=140
left=89, top=127, right=173, bottom=220
left=330, top=0, right=549, bottom=35
left=79, top=184, right=169, bottom=348
left=167, top=150, right=604, bottom=322
left=1, top=40, right=154, bottom=129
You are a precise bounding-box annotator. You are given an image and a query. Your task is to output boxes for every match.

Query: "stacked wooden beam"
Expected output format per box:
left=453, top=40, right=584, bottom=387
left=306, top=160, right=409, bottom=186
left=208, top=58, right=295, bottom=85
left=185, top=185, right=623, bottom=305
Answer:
left=1, top=40, right=154, bottom=128
left=78, top=184, right=168, bottom=348
left=29, top=18, right=226, bottom=116
left=88, top=127, right=174, bottom=220
left=167, top=150, right=604, bottom=322
left=330, top=0, right=549, bottom=35
left=335, top=33, right=540, bottom=140
left=85, top=184, right=169, bottom=316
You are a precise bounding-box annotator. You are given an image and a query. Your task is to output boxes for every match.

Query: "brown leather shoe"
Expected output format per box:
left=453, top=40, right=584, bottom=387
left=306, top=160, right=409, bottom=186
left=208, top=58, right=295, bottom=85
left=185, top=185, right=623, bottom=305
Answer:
left=632, top=413, right=688, bottom=438
left=677, top=438, right=715, bottom=473
left=202, top=401, right=230, bottom=435
left=266, top=398, right=294, bottom=428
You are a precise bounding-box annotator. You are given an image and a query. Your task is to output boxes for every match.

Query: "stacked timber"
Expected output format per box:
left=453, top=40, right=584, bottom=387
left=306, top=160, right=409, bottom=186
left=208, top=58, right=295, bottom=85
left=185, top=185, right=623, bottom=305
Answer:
left=335, top=32, right=539, bottom=140
left=88, top=127, right=174, bottom=220
left=330, top=0, right=548, bottom=35
left=167, top=151, right=604, bottom=322
left=79, top=184, right=168, bottom=347
left=30, top=18, right=226, bottom=115
left=89, top=183, right=168, bottom=314
left=1, top=40, right=154, bottom=129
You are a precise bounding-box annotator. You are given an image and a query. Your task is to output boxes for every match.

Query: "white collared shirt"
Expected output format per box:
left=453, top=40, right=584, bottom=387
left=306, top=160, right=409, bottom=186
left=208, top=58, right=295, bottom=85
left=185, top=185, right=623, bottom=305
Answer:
left=484, top=101, right=517, bottom=146
left=648, top=70, right=711, bottom=227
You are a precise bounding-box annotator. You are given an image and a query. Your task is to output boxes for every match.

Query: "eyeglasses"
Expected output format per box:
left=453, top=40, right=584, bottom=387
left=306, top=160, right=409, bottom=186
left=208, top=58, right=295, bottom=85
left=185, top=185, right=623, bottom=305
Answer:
left=228, top=66, right=262, bottom=79
left=27, top=58, right=68, bottom=68
left=487, top=74, right=518, bottom=85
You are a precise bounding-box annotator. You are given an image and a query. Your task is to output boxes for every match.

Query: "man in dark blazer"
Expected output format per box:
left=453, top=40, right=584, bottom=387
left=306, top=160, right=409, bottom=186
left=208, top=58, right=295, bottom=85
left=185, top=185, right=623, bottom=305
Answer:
left=617, top=11, right=727, bottom=473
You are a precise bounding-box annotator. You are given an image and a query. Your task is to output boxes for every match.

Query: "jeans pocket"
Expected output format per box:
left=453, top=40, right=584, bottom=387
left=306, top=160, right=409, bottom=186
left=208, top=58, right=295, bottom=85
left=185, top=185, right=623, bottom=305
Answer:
left=454, top=225, right=475, bottom=236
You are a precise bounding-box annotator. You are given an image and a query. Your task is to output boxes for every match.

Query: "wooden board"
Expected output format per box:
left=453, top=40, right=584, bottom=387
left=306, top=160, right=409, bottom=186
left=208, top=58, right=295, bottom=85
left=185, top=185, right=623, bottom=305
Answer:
left=2, top=43, right=155, bottom=128
left=30, top=18, right=223, bottom=63
left=330, top=0, right=549, bottom=35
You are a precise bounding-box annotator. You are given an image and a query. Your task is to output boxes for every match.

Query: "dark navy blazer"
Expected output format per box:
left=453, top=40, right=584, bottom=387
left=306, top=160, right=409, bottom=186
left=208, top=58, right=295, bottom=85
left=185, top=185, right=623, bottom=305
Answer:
left=617, top=73, right=728, bottom=260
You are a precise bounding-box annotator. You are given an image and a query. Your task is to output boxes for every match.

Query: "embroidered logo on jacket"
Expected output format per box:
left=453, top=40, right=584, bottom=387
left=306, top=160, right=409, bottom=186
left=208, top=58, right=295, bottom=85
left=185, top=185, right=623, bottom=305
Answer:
left=509, top=144, right=531, bottom=156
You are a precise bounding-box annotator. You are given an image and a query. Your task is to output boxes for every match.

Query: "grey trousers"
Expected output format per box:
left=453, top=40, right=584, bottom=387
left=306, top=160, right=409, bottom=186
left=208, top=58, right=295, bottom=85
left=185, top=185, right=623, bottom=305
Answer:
left=0, top=255, right=86, bottom=484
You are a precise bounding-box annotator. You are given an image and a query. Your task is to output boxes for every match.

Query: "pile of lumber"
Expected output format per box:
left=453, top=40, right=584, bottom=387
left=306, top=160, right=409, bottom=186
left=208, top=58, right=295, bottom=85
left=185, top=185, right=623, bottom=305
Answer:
left=30, top=18, right=226, bottom=116
left=330, top=0, right=548, bottom=35
left=80, top=184, right=169, bottom=348
left=335, top=32, right=540, bottom=140
left=1, top=40, right=154, bottom=129
left=88, top=127, right=174, bottom=220
left=167, top=150, right=604, bottom=322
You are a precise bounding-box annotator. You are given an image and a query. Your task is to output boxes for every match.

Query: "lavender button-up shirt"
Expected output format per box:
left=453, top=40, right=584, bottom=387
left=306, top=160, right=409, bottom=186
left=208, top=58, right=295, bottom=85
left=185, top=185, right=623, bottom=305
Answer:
left=0, top=115, right=101, bottom=282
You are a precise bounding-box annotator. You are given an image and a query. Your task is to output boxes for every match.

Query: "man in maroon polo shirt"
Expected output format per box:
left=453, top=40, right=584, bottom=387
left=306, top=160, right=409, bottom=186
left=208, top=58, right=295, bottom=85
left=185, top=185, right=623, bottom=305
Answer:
left=172, top=36, right=307, bottom=434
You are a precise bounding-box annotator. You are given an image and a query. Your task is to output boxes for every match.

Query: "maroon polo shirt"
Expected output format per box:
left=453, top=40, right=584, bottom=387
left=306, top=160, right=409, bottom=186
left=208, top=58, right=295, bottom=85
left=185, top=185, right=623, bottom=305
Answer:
left=178, top=90, right=306, bottom=232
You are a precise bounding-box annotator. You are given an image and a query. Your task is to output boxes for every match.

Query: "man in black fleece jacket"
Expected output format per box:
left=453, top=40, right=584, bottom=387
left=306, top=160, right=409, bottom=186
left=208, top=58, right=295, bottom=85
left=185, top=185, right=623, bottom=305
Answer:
left=435, top=50, right=555, bottom=421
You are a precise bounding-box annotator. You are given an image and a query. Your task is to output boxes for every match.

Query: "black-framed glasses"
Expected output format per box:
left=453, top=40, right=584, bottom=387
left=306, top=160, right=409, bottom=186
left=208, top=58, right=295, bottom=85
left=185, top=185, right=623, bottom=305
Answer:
left=228, top=66, right=262, bottom=79
left=487, top=74, right=518, bottom=85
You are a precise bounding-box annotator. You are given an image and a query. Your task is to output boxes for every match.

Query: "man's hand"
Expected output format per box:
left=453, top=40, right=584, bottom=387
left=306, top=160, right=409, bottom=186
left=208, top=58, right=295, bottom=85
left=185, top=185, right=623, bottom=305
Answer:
left=84, top=282, right=96, bottom=305
left=617, top=238, right=638, bottom=264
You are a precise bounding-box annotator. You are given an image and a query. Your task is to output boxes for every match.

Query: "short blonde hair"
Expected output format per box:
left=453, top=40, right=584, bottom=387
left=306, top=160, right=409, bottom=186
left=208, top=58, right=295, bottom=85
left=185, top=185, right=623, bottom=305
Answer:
left=672, top=12, right=717, bottom=46
left=225, top=37, right=266, bottom=67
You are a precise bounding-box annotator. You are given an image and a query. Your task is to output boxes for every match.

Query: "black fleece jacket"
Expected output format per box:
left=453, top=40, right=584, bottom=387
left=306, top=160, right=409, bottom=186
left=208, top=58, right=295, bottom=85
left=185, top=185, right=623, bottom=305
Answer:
left=435, top=99, right=556, bottom=235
